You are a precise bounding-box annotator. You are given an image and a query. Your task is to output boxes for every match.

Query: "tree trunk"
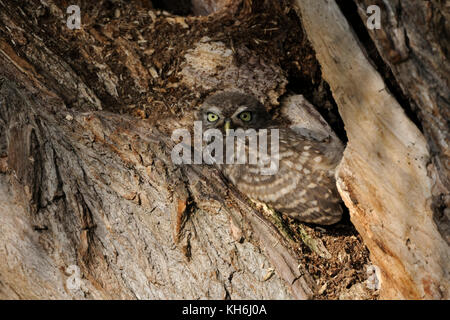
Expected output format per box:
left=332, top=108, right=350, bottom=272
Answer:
left=354, top=0, right=450, bottom=246
left=293, top=0, right=449, bottom=299
left=0, top=0, right=315, bottom=300
left=0, top=0, right=448, bottom=300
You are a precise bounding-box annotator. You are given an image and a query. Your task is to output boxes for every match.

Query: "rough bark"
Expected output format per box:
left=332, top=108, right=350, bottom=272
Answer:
left=0, top=52, right=319, bottom=299
left=0, top=0, right=321, bottom=299
left=294, top=0, right=449, bottom=299
left=1, top=0, right=447, bottom=300
left=354, top=0, right=450, bottom=246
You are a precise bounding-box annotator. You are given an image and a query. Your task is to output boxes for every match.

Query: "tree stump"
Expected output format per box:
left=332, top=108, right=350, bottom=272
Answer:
left=0, top=0, right=448, bottom=300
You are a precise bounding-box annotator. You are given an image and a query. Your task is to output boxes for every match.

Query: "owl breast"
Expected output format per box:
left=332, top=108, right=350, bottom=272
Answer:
left=220, top=127, right=343, bottom=225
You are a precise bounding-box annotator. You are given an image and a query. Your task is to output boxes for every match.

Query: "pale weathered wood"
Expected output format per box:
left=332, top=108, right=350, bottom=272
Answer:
left=354, top=0, right=450, bottom=245
left=0, top=0, right=317, bottom=299
left=294, top=0, right=450, bottom=299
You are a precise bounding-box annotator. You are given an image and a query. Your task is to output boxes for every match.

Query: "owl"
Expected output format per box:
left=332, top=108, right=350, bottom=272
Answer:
left=198, top=91, right=343, bottom=225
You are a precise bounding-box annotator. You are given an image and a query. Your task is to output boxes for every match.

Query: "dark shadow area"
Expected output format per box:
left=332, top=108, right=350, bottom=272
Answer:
left=152, top=0, right=194, bottom=16
left=283, top=9, right=348, bottom=144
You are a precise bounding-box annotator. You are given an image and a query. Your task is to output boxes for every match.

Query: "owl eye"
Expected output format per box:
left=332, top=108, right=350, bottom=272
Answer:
left=207, top=112, right=219, bottom=122
left=238, top=111, right=252, bottom=122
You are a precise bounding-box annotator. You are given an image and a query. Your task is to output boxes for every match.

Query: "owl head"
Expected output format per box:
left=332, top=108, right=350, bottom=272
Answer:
left=198, top=91, right=270, bottom=134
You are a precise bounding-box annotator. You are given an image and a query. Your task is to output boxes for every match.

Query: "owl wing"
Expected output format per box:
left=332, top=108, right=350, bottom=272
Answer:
left=221, top=128, right=343, bottom=225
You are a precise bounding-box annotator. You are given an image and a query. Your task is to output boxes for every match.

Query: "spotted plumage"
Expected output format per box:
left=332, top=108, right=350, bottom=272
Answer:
left=198, top=91, right=343, bottom=225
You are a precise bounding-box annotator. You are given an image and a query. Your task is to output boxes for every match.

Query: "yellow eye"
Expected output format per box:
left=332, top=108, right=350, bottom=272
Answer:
left=239, top=111, right=252, bottom=122
left=207, top=112, right=219, bottom=122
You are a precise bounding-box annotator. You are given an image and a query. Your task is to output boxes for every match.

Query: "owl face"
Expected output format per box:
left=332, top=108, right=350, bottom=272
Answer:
left=199, top=91, right=270, bottom=134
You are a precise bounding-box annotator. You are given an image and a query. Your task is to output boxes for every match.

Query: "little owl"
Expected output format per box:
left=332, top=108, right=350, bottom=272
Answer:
left=198, top=91, right=343, bottom=225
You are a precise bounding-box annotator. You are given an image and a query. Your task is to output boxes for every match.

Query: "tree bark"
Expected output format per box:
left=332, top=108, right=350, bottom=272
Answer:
left=353, top=0, right=450, bottom=245
left=294, top=0, right=449, bottom=299
left=0, top=0, right=319, bottom=299
left=0, top=44, right=318, bottom=300
left=0, top=0, right=448, bottom=300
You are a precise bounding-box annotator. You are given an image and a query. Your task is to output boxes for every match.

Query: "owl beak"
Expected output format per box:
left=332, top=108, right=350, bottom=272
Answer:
left=224, top=119, right=231, bottom=135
